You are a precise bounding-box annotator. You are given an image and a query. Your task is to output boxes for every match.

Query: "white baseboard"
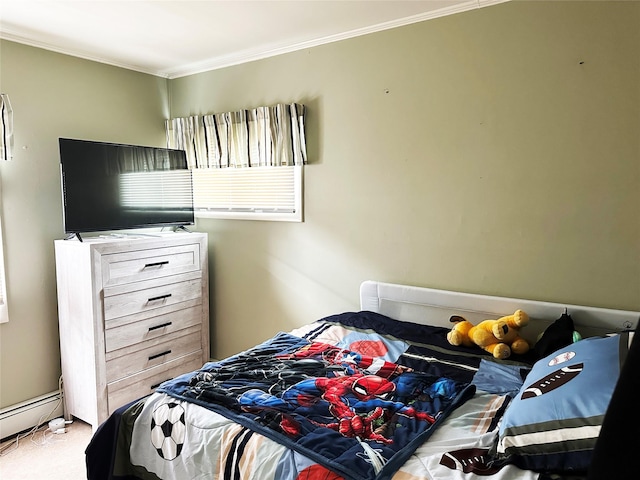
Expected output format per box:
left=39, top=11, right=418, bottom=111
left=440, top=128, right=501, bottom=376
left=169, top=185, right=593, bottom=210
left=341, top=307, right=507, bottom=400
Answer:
left=0, top=390, right=63, bottom=440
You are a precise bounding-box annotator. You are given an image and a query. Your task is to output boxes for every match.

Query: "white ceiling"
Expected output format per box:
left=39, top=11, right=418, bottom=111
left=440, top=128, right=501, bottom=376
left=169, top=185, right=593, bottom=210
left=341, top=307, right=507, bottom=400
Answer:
left=0, top=0, right=507, bottom=79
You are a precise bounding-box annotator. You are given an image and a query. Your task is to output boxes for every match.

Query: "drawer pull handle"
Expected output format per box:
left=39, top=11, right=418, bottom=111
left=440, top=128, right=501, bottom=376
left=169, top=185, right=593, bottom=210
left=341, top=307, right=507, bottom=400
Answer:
left=144, top=261, right=169, bottom=268
left=147, top=293, right=172, bottom=303
left=151, top=380, right=170, bottom=390
left=149, top=350, right=172, bottom=361
left=148, top=322, right=172, bottom=331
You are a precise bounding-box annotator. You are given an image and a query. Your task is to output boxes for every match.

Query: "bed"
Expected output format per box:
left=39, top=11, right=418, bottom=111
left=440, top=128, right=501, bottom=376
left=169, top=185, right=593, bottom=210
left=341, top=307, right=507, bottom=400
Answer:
left=85, top=280, right=639, bottom=480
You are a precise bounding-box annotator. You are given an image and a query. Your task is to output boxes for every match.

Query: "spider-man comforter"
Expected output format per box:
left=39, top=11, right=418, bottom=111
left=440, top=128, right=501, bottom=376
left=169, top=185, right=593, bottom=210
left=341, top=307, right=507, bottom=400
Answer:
left=155, top=311, right=476, bottom=480
left=158, top=334, right=472, bottom=480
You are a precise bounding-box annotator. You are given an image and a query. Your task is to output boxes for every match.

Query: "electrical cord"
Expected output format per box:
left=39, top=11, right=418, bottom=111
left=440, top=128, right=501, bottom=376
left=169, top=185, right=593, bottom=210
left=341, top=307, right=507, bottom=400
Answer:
left=0, top=375, right=65, bottom=456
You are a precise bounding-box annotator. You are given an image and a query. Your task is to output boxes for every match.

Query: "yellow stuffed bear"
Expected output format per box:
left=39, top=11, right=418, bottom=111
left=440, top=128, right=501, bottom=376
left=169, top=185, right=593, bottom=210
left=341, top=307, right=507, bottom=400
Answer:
left=446, top=310, right=530, bottom=359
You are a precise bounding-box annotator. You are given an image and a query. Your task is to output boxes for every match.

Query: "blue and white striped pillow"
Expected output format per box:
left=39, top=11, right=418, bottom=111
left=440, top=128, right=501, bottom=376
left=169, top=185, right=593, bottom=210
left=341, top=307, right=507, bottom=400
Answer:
left=495, top=332, right=630, bottom=472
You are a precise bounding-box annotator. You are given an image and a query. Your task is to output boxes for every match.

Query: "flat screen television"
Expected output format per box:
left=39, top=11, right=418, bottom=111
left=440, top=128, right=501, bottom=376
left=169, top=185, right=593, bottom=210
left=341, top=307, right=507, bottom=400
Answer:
left=59, top=138, right=194, bottom=239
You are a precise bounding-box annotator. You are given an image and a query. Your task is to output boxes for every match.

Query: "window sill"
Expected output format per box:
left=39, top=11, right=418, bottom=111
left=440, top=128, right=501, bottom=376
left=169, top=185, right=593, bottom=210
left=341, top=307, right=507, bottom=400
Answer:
left=195, top=210, right=302, bottom=222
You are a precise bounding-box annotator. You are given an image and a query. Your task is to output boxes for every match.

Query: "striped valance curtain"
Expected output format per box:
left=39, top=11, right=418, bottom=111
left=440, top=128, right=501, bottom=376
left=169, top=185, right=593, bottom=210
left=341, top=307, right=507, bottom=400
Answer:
left=166, top=103, right=307, bottom=169
left=1, top=94, right=13, bottom=161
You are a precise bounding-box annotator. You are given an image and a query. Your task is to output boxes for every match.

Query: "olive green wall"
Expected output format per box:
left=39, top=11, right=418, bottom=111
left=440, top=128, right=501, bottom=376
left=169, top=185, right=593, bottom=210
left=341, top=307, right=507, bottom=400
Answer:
left=0, top=0, right=638, bottom=411
left=0, top=41, right=168, bottom=408
left=168, top=0, right=640, bottom=359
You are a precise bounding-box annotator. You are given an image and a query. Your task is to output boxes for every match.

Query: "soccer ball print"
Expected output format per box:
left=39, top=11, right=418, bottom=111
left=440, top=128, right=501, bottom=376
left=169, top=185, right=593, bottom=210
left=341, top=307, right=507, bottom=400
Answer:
left=150, top=401, right=186, bottom=460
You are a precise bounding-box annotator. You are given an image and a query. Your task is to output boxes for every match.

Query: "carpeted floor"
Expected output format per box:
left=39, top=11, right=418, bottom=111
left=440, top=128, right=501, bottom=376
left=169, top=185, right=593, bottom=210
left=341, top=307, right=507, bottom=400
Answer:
left=0, top=419, right=93, bottom=480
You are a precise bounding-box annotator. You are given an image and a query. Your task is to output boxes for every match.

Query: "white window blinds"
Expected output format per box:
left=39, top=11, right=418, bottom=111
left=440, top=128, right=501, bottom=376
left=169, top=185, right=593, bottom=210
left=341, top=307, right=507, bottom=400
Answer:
left=192, top=165, right=302, bottom=221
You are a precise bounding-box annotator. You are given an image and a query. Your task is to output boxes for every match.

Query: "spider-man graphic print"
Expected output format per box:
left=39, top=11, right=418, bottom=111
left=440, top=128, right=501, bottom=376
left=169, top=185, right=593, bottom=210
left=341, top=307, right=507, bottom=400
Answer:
left=160, top=331, right=473, bottom=480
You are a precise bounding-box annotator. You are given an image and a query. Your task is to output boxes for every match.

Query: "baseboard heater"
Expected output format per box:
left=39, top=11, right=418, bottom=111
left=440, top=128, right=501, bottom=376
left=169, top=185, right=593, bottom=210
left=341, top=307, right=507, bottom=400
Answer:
left=0, top=390, right=63, bottom=440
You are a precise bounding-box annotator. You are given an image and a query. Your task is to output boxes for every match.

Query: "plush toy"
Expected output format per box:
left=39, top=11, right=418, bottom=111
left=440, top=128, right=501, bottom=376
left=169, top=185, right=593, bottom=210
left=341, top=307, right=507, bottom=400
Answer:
left=447, top=310, right=531, bottom=359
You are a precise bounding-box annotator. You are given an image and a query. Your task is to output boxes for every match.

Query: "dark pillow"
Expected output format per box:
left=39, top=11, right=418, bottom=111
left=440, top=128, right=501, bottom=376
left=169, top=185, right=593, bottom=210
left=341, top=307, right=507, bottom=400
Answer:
left=533, top=312, right=578, bottom=359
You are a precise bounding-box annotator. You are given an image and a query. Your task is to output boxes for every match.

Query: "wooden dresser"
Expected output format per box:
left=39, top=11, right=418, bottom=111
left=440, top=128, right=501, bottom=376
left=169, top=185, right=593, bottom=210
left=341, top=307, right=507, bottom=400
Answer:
left=54, top=232, right=209, bottom=430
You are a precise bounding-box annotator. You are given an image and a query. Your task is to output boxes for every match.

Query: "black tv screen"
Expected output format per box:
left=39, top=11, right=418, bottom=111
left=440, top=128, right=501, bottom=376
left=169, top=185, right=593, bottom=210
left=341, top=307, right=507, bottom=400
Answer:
left=59, top=138, right=194, bottom=235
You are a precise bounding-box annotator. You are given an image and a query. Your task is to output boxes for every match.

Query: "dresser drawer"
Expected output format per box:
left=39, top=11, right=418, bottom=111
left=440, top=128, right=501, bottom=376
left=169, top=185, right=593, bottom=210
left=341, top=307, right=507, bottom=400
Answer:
left=104, top=277, right=202, bottom=321
left=107, top=351, right=203, bottom=415
left=105, top=330, right=202, bottom=383
left=104, top=305, right=203, bottom=353
left=101, top=243, right=201, bottom=287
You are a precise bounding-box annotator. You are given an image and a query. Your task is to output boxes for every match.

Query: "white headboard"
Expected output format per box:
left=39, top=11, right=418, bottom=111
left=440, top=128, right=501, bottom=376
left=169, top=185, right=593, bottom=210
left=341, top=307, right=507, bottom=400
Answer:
left=360, top=280, right=639, bottom=344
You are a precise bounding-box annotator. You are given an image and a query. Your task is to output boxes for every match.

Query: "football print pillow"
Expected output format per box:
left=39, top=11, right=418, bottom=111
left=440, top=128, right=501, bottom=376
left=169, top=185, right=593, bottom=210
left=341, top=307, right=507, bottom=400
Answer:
left=495, top=332, right=630, bottom=472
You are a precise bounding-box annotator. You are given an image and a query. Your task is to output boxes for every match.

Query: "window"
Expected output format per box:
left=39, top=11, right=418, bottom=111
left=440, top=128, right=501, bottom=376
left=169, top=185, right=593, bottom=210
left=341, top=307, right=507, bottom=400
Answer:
left=0, top=93, right=11, bottom=323
left=193, top=165, right=303, bottom=222
left=0, top=209, right=7, bottom=324
left=166, top=103, right=306, bottom=222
